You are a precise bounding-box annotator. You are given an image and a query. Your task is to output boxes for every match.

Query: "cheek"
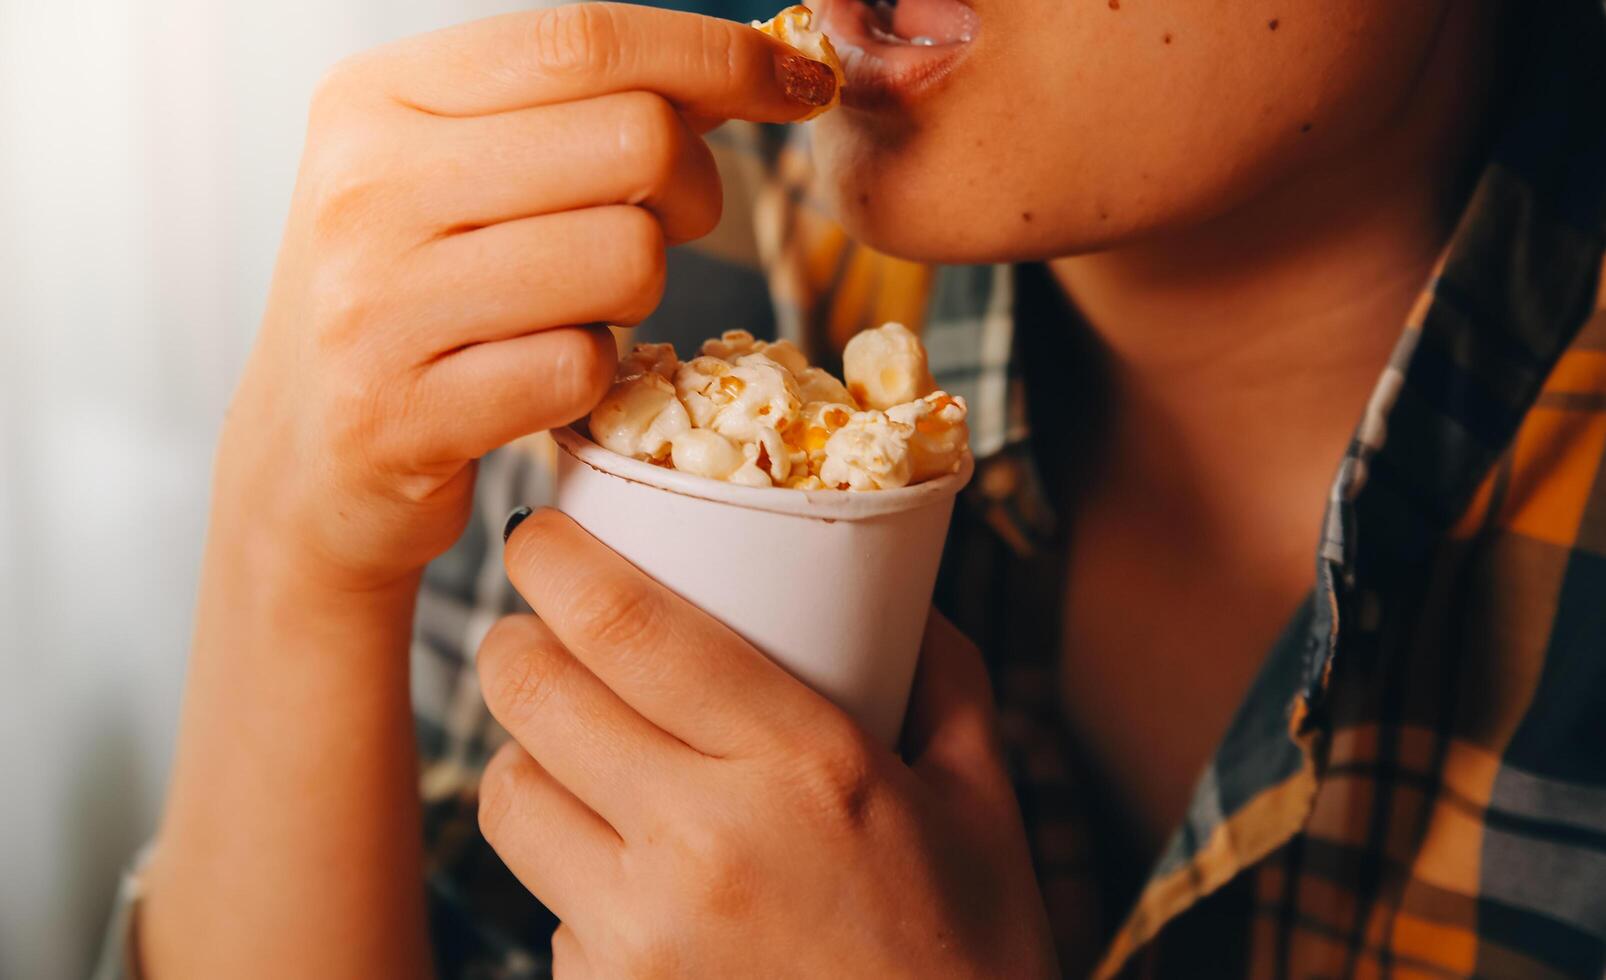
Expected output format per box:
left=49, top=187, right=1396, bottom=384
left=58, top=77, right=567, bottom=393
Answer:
left=812, top=1, right=1449, bottom=264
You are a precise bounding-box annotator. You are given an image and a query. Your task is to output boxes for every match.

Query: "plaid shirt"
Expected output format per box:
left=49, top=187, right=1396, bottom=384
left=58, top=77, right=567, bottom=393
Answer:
left=99, top=2, right=1606, bottom=977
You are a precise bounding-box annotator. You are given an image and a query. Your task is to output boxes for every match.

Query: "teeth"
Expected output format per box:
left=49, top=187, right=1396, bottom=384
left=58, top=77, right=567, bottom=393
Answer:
left=868, top=23, right=907, bottom=44
left=911, top=35, right=935, bottom=45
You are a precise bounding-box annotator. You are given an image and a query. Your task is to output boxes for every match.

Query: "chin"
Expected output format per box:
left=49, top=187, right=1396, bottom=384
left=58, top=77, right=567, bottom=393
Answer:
left=810, top=112, right=1156, bottom=266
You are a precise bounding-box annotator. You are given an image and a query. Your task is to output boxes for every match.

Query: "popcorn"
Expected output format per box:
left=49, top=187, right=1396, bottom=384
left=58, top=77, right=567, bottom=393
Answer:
left=589, top=372, right=691, bottom=463
left=754, top=338, right=809, bottom=376
left=700, top=329, right=763, bottom=361
left=783, top=400, right=856, bottom=478
left=701, top=330, right=810, bottom=377
left=730, top=426, right=793, bottom=487
left=887, top=392, right=970, bottom=482
left=842, top=322, right=936, bottom=411
left=819, top=411, right=915, bottom=491
left=702, top=353, right=802, bottom=443
left=670, top=429, right=745, bottom=481
left=618, top=341, right=679, bottom=381
left=751, top=5, right=846, bottom=121
left=795, top=365, right=855, bottom=406
left=587, top=323, right=966, bottom=492
left=673, top=355, right=734, bottom=429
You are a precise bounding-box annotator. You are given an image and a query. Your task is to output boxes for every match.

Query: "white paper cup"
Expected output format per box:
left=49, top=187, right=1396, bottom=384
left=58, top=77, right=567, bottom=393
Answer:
left=551, top=426, right=974, bottom=746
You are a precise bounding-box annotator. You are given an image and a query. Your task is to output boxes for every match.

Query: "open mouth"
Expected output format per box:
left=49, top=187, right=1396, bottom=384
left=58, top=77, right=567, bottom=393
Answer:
left=856, top=0, right=977, bottom=47
left=815, top=0, right=979, bottom=106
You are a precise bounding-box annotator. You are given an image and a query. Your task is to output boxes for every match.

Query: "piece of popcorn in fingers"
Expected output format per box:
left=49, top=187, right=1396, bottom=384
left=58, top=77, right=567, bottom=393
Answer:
left=590, top=373, right=691, bottom=462
left=751, top=5, right=845, bottom=120
left=887, top=391, right=970, bottom=482
left=819, top=410, right=915, bottom=491
left=842, top=322, right=937, bottom=411
left=617, top=342, right=679, bottom=381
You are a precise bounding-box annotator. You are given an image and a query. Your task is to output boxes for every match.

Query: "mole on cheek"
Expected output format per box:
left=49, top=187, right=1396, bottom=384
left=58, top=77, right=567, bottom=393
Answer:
left=1268, top=18, right=1280, bottom=30
left=1108, top=0, right=1119, bottom=10
left=858, top=192, right=871, bottom=207
left=1021, top=211, right=1034, bottom=223
left=1300, top=122, right=1313, bottom=133
left=1162, top=32, right=1173, bottom=44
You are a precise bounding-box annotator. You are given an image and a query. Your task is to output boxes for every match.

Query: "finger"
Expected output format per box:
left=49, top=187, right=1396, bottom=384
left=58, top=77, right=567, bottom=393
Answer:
left=477, top=742, right=621, bottom=922
left=902, top=612, right=1012, bottom=804
left=503, top=509, right=828, bottom=758
left=411, top=326, right=616, bottom=463
left=409, top=204, right=666, bottom=351
left=476, top=614, right=696, bottom=836
left=373, top=4, right=835, bottom=122
left=411, top=92, right=722, bottom=243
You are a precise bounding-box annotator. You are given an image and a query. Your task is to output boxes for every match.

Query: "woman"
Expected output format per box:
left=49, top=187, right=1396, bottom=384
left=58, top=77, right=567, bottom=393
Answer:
left=102, top=0, right=1606, bottom=976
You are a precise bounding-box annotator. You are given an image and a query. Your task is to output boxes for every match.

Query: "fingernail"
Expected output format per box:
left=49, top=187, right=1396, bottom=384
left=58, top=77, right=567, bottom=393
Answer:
left=776, top=54, right=836, bottom=108
left=503, top=506, right=532, bottom=543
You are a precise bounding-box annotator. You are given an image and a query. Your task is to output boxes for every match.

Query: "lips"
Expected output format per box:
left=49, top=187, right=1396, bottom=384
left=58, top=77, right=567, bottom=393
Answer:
left=861, top=0, right=977, bottom=45
left=813, top=0, right=979, bottom=106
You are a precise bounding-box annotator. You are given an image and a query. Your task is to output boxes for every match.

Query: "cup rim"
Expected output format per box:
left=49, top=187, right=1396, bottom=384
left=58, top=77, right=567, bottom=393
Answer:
left=551, top=425, right=975, bottom=521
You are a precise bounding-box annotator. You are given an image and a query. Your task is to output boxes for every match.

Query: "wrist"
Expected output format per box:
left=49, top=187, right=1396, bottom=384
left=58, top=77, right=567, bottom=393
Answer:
left=196, top=493, right=424, bottom=663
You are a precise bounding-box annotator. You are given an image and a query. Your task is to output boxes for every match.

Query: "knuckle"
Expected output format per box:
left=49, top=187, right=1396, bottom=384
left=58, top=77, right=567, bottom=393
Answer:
left=480, top=613, right=544, bottom=660
left=566, top=574, right=665, bottom=655
left=308, top=55, right=365, bottom=122
left=480, top=625, right=570, bottom=723
left=695, top=18, right=744, bottom=90
left=547, top=328, right=615, bottom=414
left=310, top=360, right=397, bottom=468
left=614, top=930, right=680, bottom=980
left=681, top=166, right=724, bottom=242
left=477, top=743, right=525, bottom=845
left=304, top=151, right=391, bottom=243
left=616, top=92, right=681, bottom=198
left=550, top=925, right=585, bottom=975
left=606, top=208, right=666, bottom=325
left=307, top=263, right=381, bottom=347
left=529, top=3, right=619, bottom=77
left=795, top=729, right=881, bottom=832
left=673, top=821, right=754, bottom=921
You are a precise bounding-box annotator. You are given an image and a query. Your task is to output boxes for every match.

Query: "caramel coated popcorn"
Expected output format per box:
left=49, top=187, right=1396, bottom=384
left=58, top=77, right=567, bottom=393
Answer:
left=588, top=325, right=969, bottom=491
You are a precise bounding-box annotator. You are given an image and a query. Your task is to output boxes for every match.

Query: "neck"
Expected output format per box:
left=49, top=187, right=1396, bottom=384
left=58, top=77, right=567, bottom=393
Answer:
left=1047, top=2, right=1498, bottom=516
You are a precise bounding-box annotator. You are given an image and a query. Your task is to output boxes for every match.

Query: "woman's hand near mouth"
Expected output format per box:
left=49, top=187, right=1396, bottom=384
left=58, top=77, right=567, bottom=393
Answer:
left=221, top=2, right=835, bottom=594
left=141, top=7, right=836, bottom=978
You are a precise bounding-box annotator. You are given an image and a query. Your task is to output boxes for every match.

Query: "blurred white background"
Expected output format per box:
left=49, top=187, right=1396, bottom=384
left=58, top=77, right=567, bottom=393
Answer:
left=0, top=2, right=552, bottom=975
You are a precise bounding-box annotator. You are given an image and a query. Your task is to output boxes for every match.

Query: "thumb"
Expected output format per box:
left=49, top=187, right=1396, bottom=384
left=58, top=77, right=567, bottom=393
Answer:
left=902, top=612, right=1012, bottom=803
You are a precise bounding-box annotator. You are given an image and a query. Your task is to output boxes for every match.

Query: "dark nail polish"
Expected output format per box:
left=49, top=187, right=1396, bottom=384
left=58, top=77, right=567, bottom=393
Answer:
left=503, top=506, right=532, bottom=542
left=777, top=54, right=836, bottom=108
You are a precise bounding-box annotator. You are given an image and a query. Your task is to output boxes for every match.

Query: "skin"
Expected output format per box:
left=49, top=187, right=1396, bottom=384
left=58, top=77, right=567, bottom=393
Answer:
left=142, top=0, right=1501, bottom=976
left=821, top=0, right=1500, bottom=857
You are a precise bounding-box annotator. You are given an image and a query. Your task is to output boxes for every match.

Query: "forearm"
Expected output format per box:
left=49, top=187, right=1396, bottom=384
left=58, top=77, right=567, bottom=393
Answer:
left=140, top=509, right=432, bottom=979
